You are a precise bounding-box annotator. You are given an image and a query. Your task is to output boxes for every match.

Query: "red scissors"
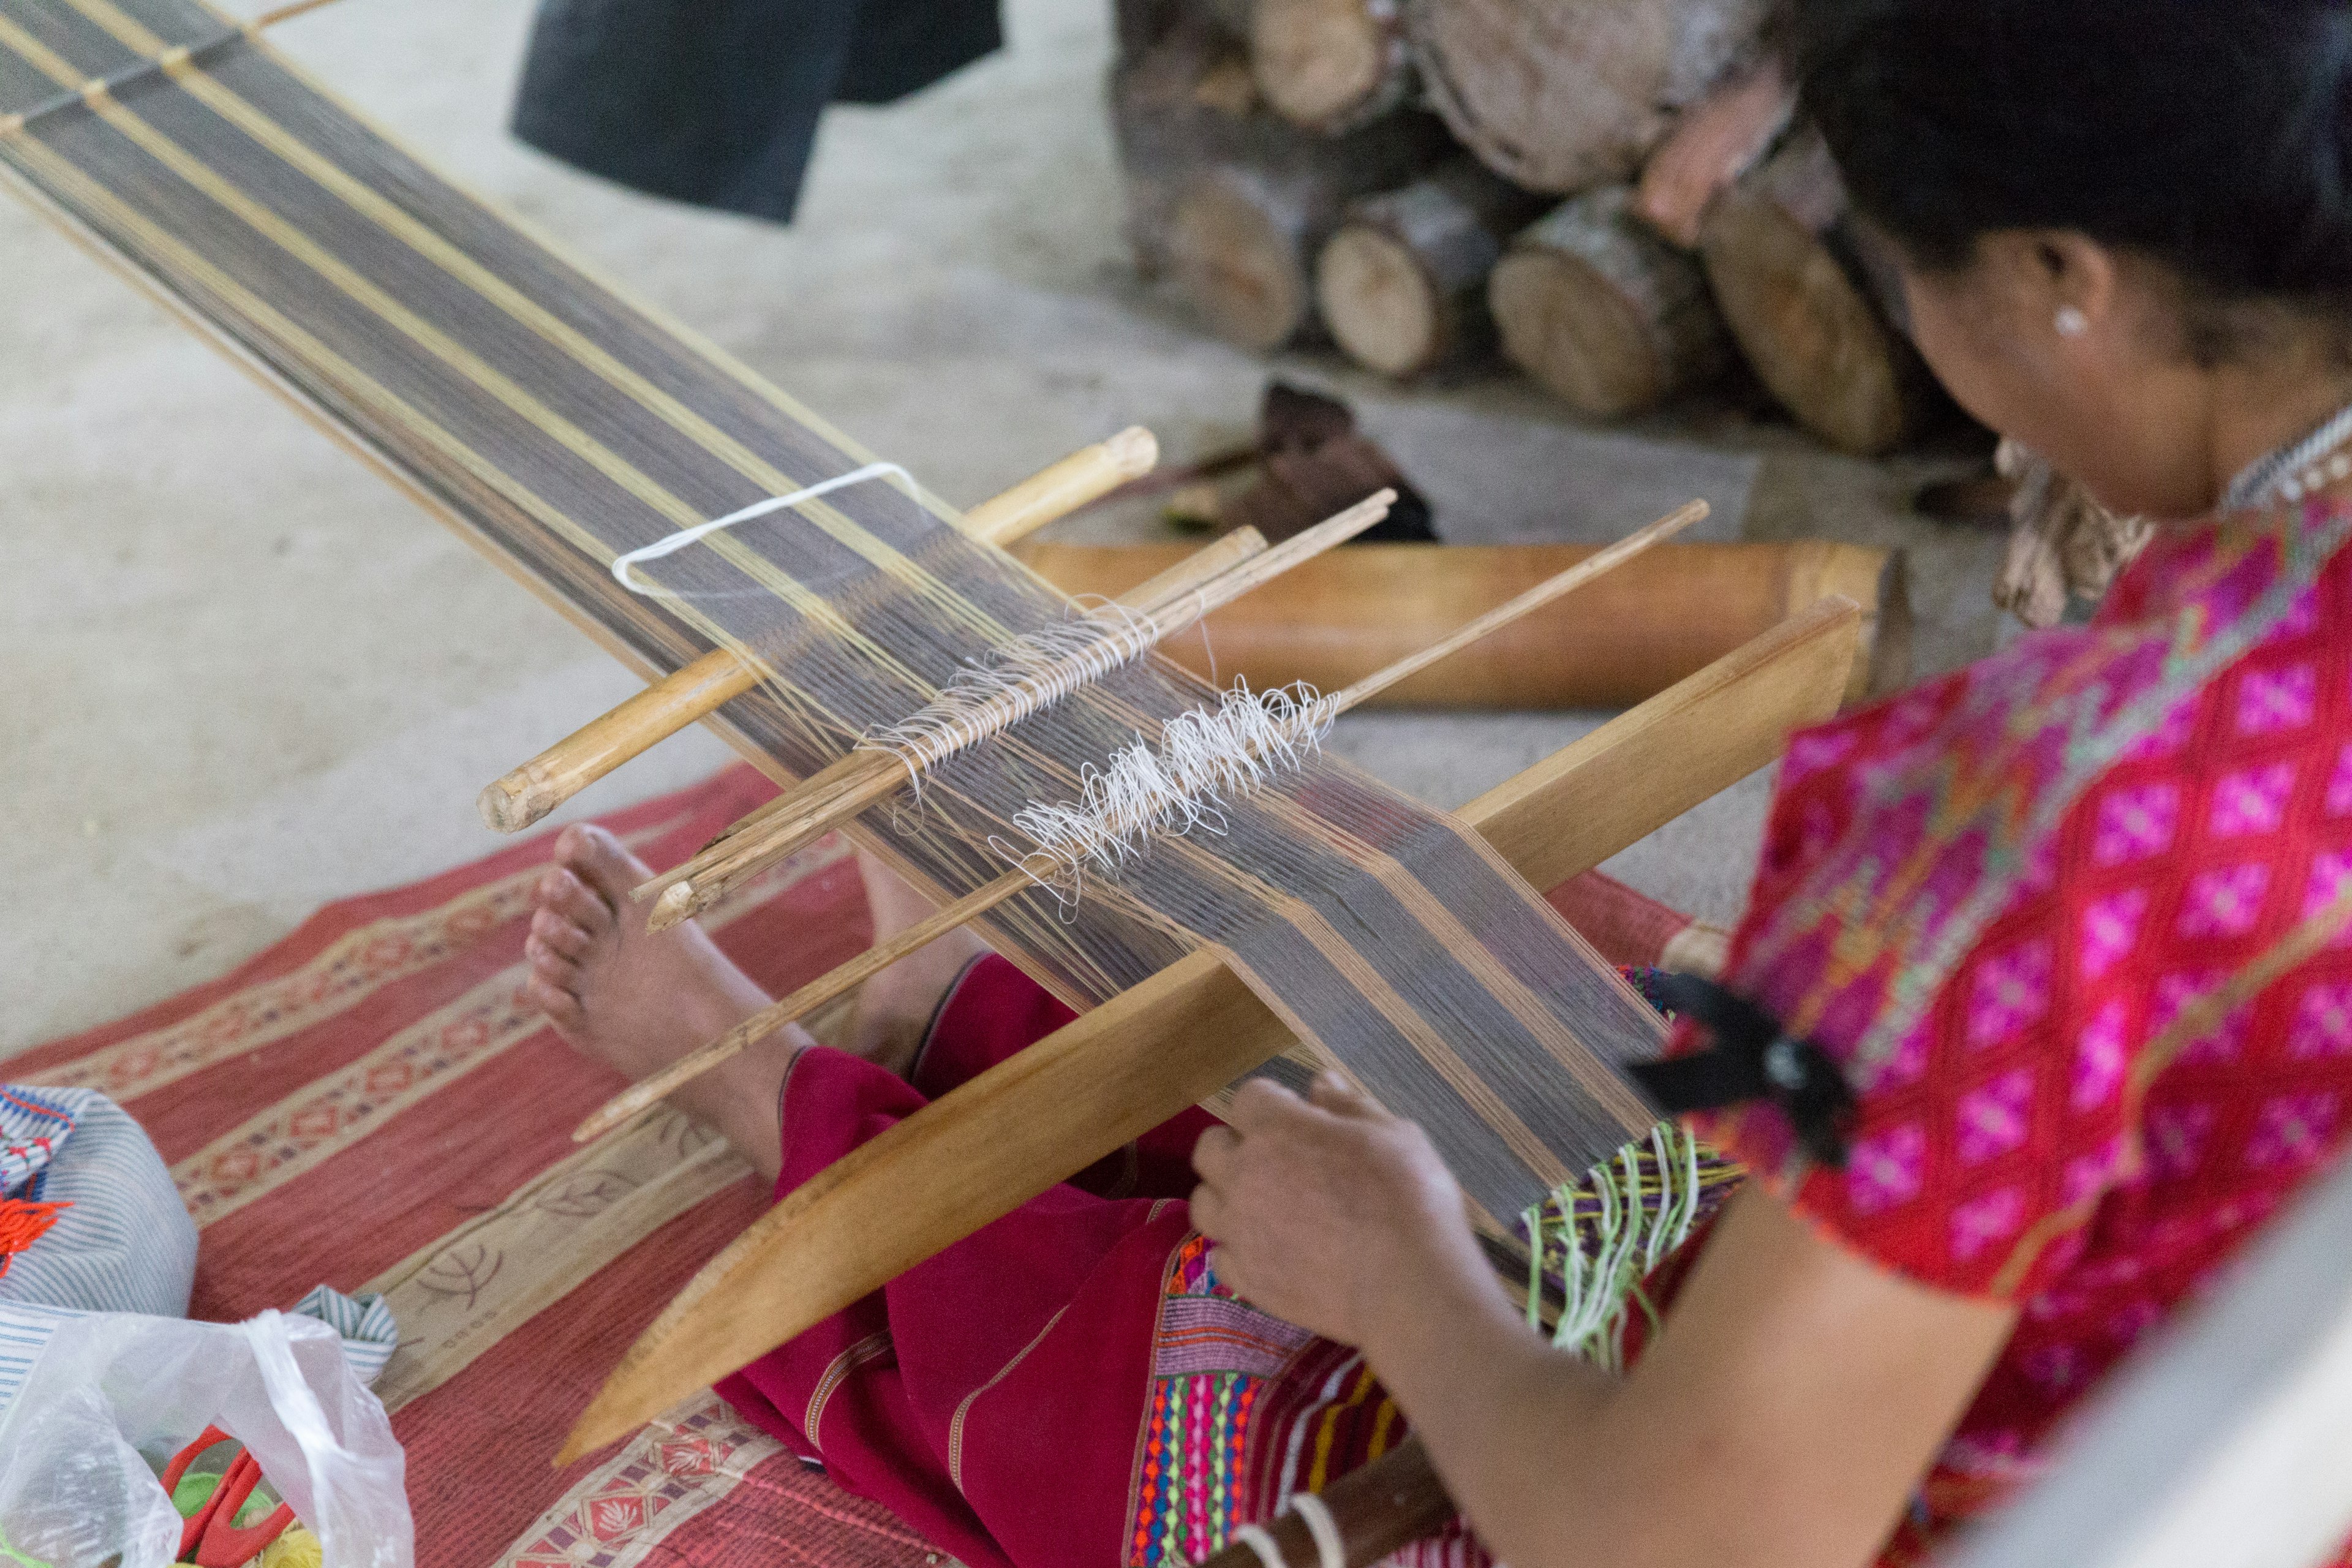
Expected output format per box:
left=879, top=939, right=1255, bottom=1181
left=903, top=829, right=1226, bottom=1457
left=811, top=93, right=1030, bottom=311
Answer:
left=158, top=1425, right=298, bottom=1567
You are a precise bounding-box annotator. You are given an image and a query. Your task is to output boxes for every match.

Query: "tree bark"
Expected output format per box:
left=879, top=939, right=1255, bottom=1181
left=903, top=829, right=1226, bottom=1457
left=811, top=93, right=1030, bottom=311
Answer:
left=1488, top=186, right=1727, bottom=418
left=1314, top=160, right=1544, bottom=377
left=1112, top=5, right=1451, bottom=338
left=1250, top=0, right=1414, bottom=134
left=1697, top=129, right=1932, bottom=455
left=1406, top=0, right=1767, bottom=194
left=1164, top=121, right=1453, bottom=349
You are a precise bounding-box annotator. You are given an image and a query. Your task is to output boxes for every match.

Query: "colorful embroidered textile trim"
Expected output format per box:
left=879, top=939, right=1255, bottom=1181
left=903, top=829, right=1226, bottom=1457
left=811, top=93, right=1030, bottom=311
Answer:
left=1128, top=1234, right=1294, bottom=1567
left=1126, top=1116, right=1744, bottom=1565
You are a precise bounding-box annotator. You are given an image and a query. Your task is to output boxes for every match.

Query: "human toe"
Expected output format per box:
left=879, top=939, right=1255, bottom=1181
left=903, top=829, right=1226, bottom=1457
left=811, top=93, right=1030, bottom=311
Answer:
left=557, top=824, right=653, bottom=905
left=523, top=969, right=584, bottom=1027
left=532, top=907, right=595, bottom=959
left=539, top=865, right=613, bottom=933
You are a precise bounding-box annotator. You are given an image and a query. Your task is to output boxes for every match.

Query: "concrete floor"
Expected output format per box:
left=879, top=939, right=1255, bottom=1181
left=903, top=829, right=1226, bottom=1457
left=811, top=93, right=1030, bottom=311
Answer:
left=0, top=0, right=2006, bottom=1058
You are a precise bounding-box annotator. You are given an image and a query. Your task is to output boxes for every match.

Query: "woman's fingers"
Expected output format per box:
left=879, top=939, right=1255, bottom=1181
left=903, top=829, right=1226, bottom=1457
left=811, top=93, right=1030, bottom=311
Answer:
left=1191, top=1123, right=1242, bottom=1183
left=1306, top=1069, right=1383, bottom=1118
left=1223, top=1076, right=1304, bottom=1132
left=1188, top=1180, right=1227, bottom=1238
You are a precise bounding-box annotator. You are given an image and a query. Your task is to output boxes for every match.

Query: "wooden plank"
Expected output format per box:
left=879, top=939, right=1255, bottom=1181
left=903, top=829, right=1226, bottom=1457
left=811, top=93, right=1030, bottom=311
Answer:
left=560, top=594, right=1863, bottom=1458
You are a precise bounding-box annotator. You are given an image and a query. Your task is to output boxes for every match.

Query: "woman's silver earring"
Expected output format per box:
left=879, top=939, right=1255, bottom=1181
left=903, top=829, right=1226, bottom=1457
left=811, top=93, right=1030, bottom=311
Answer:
left=2056, top=305, right=2090, bottom=338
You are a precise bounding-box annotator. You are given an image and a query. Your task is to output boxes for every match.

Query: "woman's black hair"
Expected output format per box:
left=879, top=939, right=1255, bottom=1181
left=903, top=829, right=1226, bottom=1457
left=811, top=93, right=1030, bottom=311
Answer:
left=1783, top=0, right=2352, bottom=348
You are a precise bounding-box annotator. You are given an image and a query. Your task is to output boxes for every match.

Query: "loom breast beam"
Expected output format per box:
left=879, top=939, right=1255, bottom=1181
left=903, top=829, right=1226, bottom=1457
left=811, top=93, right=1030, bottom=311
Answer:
left=571, top=498, right=1706, bottom=1145
left=636, top=490, right=1397, bottom=932
left=559, top=595, right=1863, bottom=1460
left=477, top=427, right=1161, bottom=833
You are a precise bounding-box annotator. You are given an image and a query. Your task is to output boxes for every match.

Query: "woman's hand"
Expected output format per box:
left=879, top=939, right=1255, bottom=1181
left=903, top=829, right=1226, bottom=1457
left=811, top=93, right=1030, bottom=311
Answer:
left=1188, top=1071, right=1495, bottom=1352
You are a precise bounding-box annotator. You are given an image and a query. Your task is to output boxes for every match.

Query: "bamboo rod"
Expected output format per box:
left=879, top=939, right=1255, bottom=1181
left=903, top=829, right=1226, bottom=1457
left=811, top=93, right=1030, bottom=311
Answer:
left=570, top=501, right=1701, bottom=1144
left=557, top=597, right=1865, bottom=1462
left=1330, top=499, right=1705, bottom=709
left=639, top=491, right=1395, bottom=931
left=475, top=429, right=1161, bottom=834
left=249, top=0, right=347, bottom=28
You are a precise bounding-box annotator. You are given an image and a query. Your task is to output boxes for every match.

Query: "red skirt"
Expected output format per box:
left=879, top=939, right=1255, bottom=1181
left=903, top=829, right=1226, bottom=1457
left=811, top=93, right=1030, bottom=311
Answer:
left=715, top=955, right=1198, bottom=1564
left=713, top=956, right=1447, bottom=1568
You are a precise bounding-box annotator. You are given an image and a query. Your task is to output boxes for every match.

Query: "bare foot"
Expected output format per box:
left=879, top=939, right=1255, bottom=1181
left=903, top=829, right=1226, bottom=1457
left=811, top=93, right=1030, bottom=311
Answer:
left=846, top=852, right=990, bottom=1078
left=523, top=823, right=791, bottom=1176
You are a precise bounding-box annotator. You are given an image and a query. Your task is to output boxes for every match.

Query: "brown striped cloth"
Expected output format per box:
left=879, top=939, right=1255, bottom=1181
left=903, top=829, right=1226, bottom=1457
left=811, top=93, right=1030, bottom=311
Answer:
left=0, top=0, right=1665, bottom=1221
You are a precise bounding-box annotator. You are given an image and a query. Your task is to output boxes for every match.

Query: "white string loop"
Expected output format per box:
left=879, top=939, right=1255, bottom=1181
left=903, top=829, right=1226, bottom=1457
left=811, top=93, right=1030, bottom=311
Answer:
left=611, top=461, right=912, bottom=594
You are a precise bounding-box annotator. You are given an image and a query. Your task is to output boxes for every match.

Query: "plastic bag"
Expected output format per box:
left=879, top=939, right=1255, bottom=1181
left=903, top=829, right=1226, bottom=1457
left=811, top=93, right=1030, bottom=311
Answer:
left=0, top=1309, right=412, bottom=1568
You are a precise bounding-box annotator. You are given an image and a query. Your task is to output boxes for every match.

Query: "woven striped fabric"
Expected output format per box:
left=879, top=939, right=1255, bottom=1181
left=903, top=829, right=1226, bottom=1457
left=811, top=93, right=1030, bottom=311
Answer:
left=0, top=1084, right=196, bottom=1319
left=0, top=0, right=1662, bottom=1219
left=0, top=1284, right=397, bottom=1422
left=6, top=767, right=943, bottom=1568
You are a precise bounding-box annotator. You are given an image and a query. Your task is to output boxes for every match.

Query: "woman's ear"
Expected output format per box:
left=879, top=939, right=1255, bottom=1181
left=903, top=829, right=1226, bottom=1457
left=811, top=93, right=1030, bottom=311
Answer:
left=1963, top=229, right=2120, bottom=345
left=2035, top=230, right=2119, bottom=341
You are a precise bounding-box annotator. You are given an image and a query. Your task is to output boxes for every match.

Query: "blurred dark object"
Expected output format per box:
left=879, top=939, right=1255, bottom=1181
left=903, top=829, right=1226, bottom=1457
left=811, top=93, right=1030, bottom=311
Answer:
left=511, top=0, right=1002, bottom=223
left=1226, top=382, right=1438, bottom=542
left=1913, top=468, right=2018, bottom=527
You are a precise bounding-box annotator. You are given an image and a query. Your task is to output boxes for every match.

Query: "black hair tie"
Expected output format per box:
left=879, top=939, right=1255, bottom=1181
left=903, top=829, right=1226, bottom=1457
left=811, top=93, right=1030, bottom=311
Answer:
left=1628, top=973, right=1856, bottom=1169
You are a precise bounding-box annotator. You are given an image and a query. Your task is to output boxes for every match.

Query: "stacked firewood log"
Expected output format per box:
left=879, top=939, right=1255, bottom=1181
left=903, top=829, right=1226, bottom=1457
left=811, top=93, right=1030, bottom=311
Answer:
left=1112, top=0, right=1935, bottom=456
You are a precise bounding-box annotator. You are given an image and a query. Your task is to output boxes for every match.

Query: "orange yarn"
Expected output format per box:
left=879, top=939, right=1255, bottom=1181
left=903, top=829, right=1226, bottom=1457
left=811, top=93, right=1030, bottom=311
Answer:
left=0, top=1196, right=69, bottom=1277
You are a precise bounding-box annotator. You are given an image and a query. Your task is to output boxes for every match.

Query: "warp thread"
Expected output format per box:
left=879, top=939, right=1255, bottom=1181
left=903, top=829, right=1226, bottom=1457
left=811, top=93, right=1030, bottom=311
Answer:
left=1525, top=1122, right=1732, bottom=1367
left=858, top=601, right=1178, bottom=791
left=999, top=681, right=1336, bottom=905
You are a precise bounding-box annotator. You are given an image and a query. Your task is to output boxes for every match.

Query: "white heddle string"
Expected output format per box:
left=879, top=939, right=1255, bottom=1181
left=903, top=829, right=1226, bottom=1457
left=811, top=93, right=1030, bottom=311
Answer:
left=611, top=461, right=913, bottom=592
left=997, top=681, right=1336, bottom=903
left=856, top=600, right=1173, bottom=789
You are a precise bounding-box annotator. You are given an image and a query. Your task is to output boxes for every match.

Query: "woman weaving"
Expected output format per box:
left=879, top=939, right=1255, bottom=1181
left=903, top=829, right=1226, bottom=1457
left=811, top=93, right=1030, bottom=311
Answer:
left=518, top=2, right=2352, bottom=1562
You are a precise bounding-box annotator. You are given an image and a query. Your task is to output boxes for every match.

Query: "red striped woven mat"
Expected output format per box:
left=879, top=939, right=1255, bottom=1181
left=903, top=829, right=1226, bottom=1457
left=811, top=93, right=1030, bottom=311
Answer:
left=12, top=766, right=933, bottom=1568
left=13, top=763, right=1698, bottom=1568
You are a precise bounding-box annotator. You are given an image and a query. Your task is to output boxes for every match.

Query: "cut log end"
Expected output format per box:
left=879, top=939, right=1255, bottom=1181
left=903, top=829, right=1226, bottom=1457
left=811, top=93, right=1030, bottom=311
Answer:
left=1698, top=169, right=1923, bottom=457
left=1490, top=247, right=1667, bottom=418
left=1251, top=0, right=1404, bottom=132
left=1317, top=222, right=1443, bottom=376
left=1170, top=173, right=1316, bottom=350
left=1491, top=189, right=1725, bottom=420
left=1316, top=162, right=1539, bottom=380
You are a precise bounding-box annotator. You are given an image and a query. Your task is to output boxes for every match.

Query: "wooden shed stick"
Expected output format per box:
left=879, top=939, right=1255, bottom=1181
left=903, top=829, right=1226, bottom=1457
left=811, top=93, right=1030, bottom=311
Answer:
left=477, top=428, right=1160, bottom=834
left=557, top=596, right=1863, bottom=1460
left=639, top=491, right=1394, bottom=931
left=573, top=500, right=1700, bottom=1143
